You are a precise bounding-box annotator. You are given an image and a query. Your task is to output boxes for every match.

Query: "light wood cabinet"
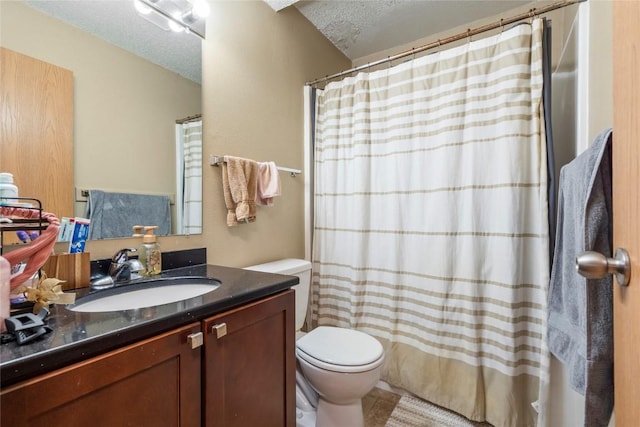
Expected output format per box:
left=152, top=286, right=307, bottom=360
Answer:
left=0, top=290, right=295, bottom=427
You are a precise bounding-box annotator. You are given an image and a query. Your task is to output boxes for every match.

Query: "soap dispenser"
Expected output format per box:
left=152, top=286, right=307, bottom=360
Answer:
left=132, top=225, right=144, bottom=238
left=139, top=226, right=161, bottom=276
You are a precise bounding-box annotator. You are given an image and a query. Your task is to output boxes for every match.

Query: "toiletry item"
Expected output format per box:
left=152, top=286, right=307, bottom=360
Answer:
left=0, top=256, right=10, bottom=333
left=132, top=225, right=144, bottom=238
left=16, top=230, right=29, bottom=243
left=0, top=172, right=18, bottom=203
left=16, top=230, right=40, bottom=243
left=69, top=218, right=90, bottom=254
left=58, top=217, right=76, bottom=242
left=139, top=226, right=161, bottom=276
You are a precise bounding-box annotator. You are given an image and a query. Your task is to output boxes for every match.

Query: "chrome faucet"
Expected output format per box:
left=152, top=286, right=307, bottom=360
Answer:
left=91, top=248, right=145, bottom=290
left=109, top=248, right=145, bottom=283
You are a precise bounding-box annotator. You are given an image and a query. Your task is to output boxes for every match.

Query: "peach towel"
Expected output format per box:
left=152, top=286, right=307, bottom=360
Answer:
left=221, top=156, right=258, bottom=226
left=256, top=162, right=281, bottom=206
left=0, top=207, right=60, bottom=290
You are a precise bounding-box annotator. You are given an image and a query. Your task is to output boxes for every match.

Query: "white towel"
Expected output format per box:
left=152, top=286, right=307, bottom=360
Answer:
left=256, top=162, right=281, bottom=206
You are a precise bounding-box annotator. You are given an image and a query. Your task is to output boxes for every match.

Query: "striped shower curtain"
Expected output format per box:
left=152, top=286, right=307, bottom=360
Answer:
left=311, top=19, right=549, bottom=427
left=176, top=119, right=203, bottom=234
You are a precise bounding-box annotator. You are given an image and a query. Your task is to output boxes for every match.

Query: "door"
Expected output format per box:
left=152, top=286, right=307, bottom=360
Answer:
left=0, top=48, right=74, bottom=223
left=612, top=2, right=640, bottom=426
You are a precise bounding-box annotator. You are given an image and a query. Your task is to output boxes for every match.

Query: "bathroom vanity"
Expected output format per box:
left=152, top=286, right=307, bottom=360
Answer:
left=0, top=264, right=297, bottom=426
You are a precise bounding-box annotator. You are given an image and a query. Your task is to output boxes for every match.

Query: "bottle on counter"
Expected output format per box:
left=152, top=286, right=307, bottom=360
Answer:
left=0, top=172, right=18, bottom=203
left=139, top=226, right=161, bottom=276
left=131, top=225, right=144, bottom=238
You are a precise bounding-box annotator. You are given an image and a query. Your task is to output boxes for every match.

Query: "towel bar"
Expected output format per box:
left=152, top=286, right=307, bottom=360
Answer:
left=76, top=188, right=176, bottom=205
left=209, top=155, right=302, bottom=177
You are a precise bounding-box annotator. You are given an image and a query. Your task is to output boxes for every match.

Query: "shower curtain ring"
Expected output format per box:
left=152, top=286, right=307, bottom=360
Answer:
left=467, top=29, right=472, bottom=43
left=500, top=18, right=504, bottom=33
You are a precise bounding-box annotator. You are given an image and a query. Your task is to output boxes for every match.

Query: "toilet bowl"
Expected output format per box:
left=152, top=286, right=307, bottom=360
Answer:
left=244, top=259, right=385, bottom=427
left=297, top=326, right=384, bottom=427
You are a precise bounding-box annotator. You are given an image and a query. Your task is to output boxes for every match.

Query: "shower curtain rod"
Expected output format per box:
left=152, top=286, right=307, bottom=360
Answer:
left=306, top=0, right=585, bottom=87
left=176, top=114, right=202, bottom=124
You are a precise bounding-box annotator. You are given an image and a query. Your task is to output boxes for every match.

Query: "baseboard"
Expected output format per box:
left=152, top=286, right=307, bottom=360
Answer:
left=376, top=380, right=411, bottom=396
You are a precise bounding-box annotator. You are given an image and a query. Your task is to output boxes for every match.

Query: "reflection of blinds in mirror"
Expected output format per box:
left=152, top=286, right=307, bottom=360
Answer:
left=176, top=120, right=203, bottom=235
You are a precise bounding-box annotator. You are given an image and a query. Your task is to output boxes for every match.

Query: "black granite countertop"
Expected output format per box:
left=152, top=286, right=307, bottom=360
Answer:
left=0, top=264, right=298, bottom=388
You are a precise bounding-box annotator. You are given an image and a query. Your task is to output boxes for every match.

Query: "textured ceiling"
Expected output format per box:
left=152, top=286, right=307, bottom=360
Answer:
left=24, top=0, right=534, bottom=85
left=25, top=0, right=202, bottom=84
left=290, top=0, right=531, bottom=60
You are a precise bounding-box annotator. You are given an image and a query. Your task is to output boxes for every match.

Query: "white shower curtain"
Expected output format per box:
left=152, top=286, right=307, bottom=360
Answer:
left=311, top=19, right=549, bottom=427
left=175, top=119, right=203, bottom=234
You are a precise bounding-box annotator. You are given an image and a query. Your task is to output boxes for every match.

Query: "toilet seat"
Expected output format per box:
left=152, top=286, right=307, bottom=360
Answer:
left=296, top=326, right=384, bottom=373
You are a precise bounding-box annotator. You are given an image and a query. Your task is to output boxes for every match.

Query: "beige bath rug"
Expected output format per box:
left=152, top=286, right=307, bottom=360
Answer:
left=385, top=395, right=490, bottom=427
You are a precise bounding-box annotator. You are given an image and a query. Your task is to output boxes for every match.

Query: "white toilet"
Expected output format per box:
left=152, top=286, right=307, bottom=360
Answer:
left=245, top=259, right=384, bottom=427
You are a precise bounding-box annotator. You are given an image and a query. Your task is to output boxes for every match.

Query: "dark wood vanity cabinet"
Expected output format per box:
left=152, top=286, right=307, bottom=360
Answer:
left=0, top=290, right=295, bottom=427
left=203, top=289, right=296, bottom=427
left=0, top=322, right=202, bottom=426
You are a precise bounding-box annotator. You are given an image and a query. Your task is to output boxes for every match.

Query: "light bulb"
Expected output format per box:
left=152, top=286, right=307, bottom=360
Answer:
left=134, top=0, right=152, bottom=15
left=192, top=0, right=210, bottom=18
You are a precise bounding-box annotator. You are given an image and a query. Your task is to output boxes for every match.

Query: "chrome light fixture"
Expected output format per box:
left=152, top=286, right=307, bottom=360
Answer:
left=133, top=0, right=209, bottom=39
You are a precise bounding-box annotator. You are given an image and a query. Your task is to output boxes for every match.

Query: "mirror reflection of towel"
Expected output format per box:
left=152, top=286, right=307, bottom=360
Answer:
left=86, top=190, right=171, bottom=239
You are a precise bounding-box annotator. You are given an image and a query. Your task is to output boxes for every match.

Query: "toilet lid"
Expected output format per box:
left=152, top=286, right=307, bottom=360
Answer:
left=296, top=326, right=383, bottom=367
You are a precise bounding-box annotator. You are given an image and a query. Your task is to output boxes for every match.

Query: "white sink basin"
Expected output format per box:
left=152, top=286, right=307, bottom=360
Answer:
left=69, top=277, right=220, bottom=312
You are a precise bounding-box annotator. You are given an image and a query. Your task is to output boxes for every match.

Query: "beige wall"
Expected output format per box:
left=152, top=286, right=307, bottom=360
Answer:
left=585, top=0, right=613, bottom=143
left=1, top=1, right=349, bottom=263
left=200, top=1, right=349, bottom=266
left=0, top=1, right=202, bottom=235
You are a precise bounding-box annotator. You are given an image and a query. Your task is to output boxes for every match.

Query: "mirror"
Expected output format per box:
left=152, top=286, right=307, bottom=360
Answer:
left=5, top=0, right=203, bottom=239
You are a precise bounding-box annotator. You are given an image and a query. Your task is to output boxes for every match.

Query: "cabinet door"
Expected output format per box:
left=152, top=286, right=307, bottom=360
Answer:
left=203, top=290, right=296, bottom=427
left=1, top=322, right=202, bottom=427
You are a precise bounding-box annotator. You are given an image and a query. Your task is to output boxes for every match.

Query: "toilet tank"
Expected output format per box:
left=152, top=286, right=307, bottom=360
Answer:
left=244, top=258, right=311, bottom=332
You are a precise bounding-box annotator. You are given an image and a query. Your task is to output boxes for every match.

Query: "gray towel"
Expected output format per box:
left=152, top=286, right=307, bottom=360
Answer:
left=547, top=129, right=613, bottom=427
left=86, top=190, right=171, bottom=239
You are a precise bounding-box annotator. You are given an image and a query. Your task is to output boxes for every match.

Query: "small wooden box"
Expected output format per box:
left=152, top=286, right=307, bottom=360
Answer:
left=42, top=253, right=90, bottom=290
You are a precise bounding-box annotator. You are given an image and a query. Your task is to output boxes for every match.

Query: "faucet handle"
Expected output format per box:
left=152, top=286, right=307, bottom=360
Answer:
left=111, top=247, right=138, bottom=264
left=109, top=248, right=138, bottom=278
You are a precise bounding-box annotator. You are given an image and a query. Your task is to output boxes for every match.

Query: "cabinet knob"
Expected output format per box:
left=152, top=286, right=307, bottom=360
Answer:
left=187, top=332, right=204, bottom=349
left=212, top=323, right=227, bottom=339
